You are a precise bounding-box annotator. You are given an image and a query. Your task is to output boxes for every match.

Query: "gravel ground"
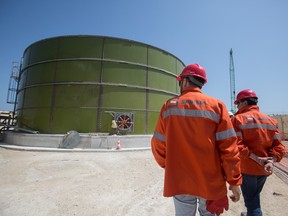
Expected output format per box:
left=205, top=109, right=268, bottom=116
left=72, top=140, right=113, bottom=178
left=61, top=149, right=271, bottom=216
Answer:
left=0, top=147, right=288, bottom=216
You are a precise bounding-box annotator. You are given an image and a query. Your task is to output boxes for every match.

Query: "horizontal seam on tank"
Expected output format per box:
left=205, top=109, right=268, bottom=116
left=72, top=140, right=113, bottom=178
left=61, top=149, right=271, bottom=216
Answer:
left=21, top=58, right=177, bottom=77
left=18, top=82, right=178, bottom=96
left=15, top=106, right=161, bottom=112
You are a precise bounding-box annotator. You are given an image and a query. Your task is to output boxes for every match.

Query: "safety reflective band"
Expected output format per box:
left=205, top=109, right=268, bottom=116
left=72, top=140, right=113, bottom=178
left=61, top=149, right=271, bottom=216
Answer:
left=163, top=108, right=220, bottom=123
left=153, top=131, right=165, bottom=142
left=216, top=128, right=236, bottom=141
left=274, top=134, right=281, bottom=140
left=236, top=131, right=243, bottom=137
left=238, top=123, right=277, bottom=130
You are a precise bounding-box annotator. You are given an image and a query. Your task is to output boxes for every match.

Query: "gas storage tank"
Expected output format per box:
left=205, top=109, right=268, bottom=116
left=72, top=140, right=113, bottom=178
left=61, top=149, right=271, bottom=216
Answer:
left=16, top=35, right=185, bottom=134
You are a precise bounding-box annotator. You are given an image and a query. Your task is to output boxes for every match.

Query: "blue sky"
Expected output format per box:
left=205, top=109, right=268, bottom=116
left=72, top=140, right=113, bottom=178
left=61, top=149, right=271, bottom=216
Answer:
left=1, top=0, right=287, bottom=114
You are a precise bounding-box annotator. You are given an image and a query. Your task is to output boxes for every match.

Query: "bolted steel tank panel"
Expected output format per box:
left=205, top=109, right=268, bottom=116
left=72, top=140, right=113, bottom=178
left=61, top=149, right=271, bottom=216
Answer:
left=16, top=35, right=185, bottom=134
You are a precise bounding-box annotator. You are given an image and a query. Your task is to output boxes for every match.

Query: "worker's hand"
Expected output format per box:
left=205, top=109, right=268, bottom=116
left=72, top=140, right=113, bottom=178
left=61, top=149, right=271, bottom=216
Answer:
left=258, top=156, right=273, bottom=165
left=263, top=160, right=274, bottom=175
left=228, top=185, right=241, bottom=202
left=206, top=196, right=229, bottom=216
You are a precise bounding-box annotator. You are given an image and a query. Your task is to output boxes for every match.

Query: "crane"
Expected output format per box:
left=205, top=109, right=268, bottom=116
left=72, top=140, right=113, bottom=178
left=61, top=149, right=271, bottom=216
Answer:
left=229, top=48, right=236, bottom=113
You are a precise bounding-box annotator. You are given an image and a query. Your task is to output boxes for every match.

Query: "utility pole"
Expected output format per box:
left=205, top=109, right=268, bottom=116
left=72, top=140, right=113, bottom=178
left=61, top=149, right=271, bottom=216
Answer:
left=229, top=49, right=236, bottom=113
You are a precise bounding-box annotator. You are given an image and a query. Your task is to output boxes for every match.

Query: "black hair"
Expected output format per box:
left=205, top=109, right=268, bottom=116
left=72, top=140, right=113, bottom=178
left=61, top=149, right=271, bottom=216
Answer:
left=187, top=76, right=205, bottom=89
left=244, top=97, right=258, bottom=105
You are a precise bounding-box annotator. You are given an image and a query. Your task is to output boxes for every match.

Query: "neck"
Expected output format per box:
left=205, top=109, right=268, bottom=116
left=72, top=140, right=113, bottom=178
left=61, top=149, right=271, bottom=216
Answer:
left=181, top=86, right=200, bottom=94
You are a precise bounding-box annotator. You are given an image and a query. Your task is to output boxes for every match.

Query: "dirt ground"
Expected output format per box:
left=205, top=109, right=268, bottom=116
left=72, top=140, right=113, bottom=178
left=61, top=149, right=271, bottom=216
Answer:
left=0, top=147, right=288, bottom=216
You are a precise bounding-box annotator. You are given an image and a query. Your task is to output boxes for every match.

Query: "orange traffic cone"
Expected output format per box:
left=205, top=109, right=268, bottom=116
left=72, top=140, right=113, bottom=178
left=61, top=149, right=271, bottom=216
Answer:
left=116, top=139, right=121, bottom=150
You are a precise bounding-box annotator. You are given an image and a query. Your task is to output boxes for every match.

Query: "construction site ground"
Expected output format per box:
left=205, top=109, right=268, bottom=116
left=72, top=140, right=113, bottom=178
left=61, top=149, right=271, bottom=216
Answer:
left=0, top=141, right=288, bottom=216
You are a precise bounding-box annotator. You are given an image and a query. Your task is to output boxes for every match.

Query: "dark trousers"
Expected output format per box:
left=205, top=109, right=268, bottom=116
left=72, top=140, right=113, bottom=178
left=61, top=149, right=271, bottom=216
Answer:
left=241, top=174, right=267, bottom=216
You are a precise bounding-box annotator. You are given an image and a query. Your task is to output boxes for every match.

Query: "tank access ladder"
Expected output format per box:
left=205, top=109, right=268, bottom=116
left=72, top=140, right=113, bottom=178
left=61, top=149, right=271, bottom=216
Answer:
left=6, top=61, right=20, bottom=105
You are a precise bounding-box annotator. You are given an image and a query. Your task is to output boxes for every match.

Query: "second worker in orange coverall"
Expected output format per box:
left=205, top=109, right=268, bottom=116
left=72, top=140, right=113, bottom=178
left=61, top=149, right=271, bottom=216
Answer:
left=232, top=89, right=285, bottom=216
left=151, top=64, right=242, bottom=216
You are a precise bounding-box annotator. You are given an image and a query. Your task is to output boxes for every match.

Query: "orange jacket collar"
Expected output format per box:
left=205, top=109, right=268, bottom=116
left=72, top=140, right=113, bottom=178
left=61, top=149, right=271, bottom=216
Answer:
left=181, top=86, right=202, bottom=95
left=236, top=105, right=259, bottom=115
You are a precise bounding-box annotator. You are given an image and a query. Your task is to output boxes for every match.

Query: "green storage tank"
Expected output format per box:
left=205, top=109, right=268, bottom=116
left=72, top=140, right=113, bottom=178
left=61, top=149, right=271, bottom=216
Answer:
left=16, top=35, right=185, bottom=134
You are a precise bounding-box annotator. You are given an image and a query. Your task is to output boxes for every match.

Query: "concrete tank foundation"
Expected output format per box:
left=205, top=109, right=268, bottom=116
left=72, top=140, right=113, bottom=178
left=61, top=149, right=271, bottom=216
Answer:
left=0, top=132, right=152, bottom=151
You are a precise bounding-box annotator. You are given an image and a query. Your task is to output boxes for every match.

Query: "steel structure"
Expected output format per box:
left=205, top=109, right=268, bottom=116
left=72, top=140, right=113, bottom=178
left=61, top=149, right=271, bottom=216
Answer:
left=229, top=48, right=236, bottom=113
left=7, top=61, right=20, bottom=105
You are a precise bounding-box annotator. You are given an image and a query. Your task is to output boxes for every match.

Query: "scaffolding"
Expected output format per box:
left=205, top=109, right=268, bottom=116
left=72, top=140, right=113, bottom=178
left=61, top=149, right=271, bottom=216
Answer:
left=1, top=61, right=20, bottom=134
left=0, top=111, right=16, bottom=132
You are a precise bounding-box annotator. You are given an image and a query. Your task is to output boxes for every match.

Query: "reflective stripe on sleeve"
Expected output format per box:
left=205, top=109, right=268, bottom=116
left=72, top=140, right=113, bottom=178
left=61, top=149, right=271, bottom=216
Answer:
left=238, top=123, right=277, bottom=130
left=236, top=131, right=243, bottom=137
left=163, top=108, right=220, bottom=123
left=274, top=134, right=281, bottom=140
left=216, top=128, right=236, bottom=141
left=153, top=131, right=165, bottom=142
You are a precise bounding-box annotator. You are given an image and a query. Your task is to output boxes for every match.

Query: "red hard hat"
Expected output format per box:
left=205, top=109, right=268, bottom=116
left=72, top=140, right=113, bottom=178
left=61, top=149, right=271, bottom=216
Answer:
left=177, top=64, right=207, bottom=84
left=234, top=89, right=258, bottom=104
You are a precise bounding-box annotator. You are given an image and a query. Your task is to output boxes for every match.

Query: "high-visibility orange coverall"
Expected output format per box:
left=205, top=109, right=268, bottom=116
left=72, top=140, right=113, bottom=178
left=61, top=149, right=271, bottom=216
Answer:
left=232, top=105, right=285, bottom=175
left=151, top=87, right=242, bottom=200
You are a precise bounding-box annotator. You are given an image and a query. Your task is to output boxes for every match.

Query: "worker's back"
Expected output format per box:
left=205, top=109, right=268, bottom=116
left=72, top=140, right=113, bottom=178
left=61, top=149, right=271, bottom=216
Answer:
left=152, top=87, right=240, bottom=200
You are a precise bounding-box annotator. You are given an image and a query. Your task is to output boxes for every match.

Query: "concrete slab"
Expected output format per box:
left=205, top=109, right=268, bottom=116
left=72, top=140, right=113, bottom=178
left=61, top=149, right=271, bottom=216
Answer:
left=1, top=131, right=152, bottom=150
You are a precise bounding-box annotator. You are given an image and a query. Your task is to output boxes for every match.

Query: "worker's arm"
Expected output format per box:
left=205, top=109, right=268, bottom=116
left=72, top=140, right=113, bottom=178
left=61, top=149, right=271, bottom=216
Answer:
left=268, top=126, right=285, bottom=162
left=151, top=105, right=166, bottom=168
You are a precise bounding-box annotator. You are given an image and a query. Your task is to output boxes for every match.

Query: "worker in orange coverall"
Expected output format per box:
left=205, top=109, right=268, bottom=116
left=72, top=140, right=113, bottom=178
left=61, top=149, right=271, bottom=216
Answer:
left=232, top=89, right=285, bottom=216
left=151, top=64, right=242, bottom=216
